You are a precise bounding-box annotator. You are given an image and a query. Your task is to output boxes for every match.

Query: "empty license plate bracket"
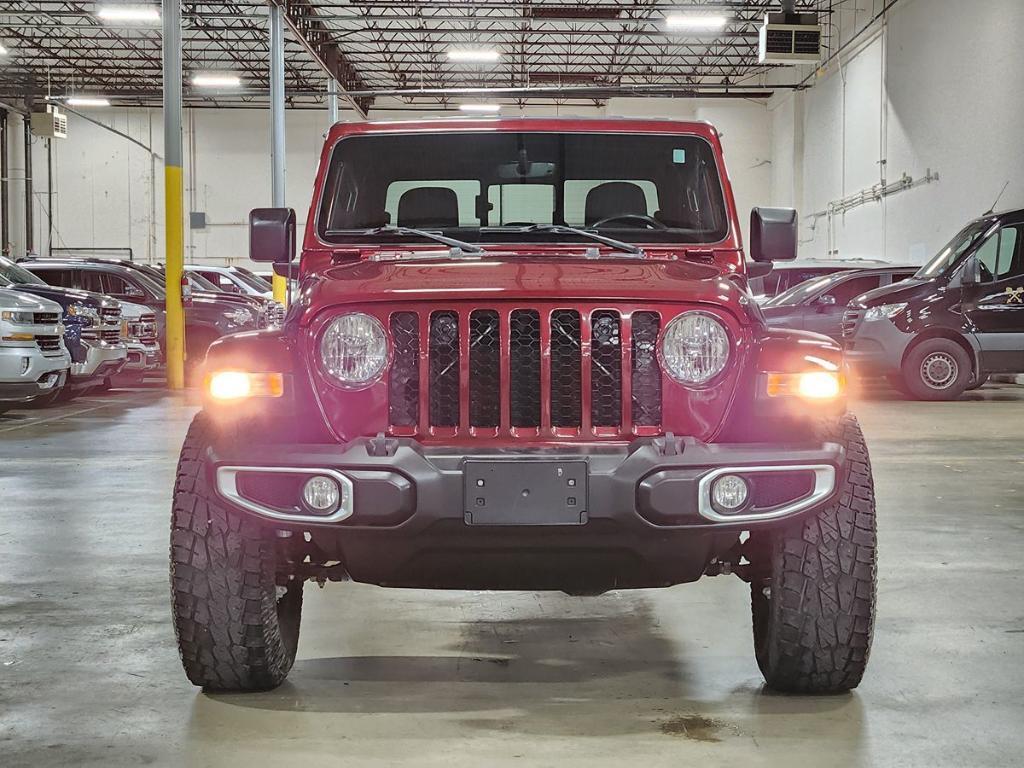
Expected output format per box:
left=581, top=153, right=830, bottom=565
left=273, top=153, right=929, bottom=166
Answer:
left=464, top=460, right=588, bottom=526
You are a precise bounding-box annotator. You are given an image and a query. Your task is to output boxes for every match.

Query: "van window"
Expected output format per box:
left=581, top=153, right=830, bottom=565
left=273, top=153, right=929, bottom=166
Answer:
left=996, top=226, right=1022, bottom=280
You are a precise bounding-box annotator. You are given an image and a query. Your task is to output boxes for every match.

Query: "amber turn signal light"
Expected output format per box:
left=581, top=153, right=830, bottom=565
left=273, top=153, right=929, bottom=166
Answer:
left=765, top=371, right=844, bottom=400
left=205, top=371, right=284, bottom=401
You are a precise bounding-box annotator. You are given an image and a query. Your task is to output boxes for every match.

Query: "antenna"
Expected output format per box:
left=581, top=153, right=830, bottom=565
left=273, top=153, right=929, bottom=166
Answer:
left=984, top=181, right=1009, bottom=216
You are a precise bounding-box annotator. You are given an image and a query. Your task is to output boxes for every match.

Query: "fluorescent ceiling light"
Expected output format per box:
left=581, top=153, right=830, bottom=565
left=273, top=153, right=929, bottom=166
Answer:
left=97, top=5, right=161, bottom=23
left=67, top=97, right=111, bottom=107
left=447, top=49, right=501, bottom=63
left=664, top=14, right=728, bottom=30
left=458, top=103, right=501, bottom=113
left=191, top=73, right=242, bottom=88
left=0, top=44, right=8, bottom=56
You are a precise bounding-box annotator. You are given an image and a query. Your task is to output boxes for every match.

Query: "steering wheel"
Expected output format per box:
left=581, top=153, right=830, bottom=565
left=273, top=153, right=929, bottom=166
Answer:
left=590, top=214, right=668, bottom=230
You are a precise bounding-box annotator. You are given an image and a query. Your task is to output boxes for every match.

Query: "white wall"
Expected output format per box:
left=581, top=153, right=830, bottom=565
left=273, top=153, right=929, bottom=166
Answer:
left=1, top=96, right=773, bottom=267
left=770, top=0, right=1024, bottom=263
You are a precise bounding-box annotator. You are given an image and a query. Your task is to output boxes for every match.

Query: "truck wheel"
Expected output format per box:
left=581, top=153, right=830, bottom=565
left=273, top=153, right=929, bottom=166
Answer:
left=750, top=414, right=876, bottom=694
left=170, top=412, right=303, bottom=691
left=900, top=338, right=971, bottom=400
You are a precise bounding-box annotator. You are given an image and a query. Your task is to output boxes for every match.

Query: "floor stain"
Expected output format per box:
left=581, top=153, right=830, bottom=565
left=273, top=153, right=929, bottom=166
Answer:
left=659, top=715, right=729, bottom=742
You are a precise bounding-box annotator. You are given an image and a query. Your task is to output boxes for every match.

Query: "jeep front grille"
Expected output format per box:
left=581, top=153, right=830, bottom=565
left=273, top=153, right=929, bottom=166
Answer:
left=385, top=306, right=664, bottom=439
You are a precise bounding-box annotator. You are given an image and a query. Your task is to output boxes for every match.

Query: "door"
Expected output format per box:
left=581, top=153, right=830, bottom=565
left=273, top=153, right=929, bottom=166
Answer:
left=803, top=274, right=884, bottom=339
left=965, top=223, right=1024, bottom=371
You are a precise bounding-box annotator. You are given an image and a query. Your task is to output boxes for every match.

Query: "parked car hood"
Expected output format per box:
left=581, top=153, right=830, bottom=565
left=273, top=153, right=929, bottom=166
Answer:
left=0, top=288, right=63, bottom=313
left=850, top=277, right=932, bottom=308
left=302, top=257, right=749, bottom=319
left=10, top=283, right=116, bottom=309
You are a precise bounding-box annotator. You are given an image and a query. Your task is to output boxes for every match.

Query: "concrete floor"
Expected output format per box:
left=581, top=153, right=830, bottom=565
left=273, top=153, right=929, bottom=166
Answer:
left=1, top=384, right=1023, bottom=767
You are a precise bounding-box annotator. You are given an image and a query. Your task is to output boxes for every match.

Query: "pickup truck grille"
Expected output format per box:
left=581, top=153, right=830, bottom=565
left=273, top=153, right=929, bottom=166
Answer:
left=124, top=313, right=158, bottom=343
left=100, top=307, right=121, bottom=324
left=386, top=306, right=663, bottom=438
left=842, top=309, right=862, bottom=340
left=35, top=335, right=62, bottom=353
left=33, top=311, right=60, bottom=325
left=101, top=328, right=122, bottom=343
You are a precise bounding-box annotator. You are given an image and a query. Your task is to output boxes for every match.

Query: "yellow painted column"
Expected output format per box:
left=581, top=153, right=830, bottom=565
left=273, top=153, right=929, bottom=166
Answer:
left=164, top=165, right=185, bottom=389
left=272, top=271, right=287, bottom=304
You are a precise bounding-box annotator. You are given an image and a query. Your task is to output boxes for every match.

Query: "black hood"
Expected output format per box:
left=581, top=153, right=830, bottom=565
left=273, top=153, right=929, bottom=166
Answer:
left=10, top=283, right=117, bottom=310
left=850, top=277, right=931, bottom=309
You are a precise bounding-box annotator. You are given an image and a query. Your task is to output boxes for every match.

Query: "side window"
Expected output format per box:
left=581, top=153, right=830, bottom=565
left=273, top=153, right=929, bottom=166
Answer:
left=218, top=275, right=241, bottom=292
left=101, top=273, right=146, bottom=299
left=34, top=268, right=77, bottom=288
left=995, top=225, right=1022, bottom=280
left=975, top=234, right=1000, bottom=281
left=79, top=270, right=105, bottom=293
left=823, top=275, right=883, bottom=307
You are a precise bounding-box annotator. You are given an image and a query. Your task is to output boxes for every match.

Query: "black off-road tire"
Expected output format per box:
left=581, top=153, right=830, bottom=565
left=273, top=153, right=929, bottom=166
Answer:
left=170, top=412, right=303, bottom=691
left=750, top=413, right=876, bottom=694
left=900, top=338, right=971, bottom=401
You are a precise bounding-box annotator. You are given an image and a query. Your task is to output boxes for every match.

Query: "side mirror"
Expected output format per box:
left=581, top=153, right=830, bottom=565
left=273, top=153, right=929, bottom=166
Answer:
left=817, top=294, right=837, bottom=306
left=250, top=208, right=296, bottom=263
left=750, top=207, right=798, bottom=263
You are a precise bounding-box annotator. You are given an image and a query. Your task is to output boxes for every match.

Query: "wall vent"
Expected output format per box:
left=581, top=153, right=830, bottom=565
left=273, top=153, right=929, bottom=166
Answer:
left=758, top=12, right=822, bottom=65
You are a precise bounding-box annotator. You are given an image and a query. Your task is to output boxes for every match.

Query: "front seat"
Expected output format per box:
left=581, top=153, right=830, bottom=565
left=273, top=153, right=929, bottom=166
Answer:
left=584, top=182, right=648, bottom=226
left=397, top=187, right=460, bottom=229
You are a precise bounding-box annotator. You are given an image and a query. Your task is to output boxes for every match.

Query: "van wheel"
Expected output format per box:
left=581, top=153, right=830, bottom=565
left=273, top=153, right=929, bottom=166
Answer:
left=901, top=338, right=971, bottom=400
left=170, top=413, right=303, bottom=691
left=965, top=373, right=989, bottom=391
left=749, top=414, right=876, bottom=693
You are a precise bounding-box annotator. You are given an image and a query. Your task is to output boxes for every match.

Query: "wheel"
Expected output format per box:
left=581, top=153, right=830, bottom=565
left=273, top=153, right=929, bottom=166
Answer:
left=900, top=338, right=971, bottom=400
left=749, top=414, right=876, bottom=694
left=95, top=377, right=112, bottom=392
left=30, top=385, right=74, bottom=408
left=170, top=412, right=303, bottom=691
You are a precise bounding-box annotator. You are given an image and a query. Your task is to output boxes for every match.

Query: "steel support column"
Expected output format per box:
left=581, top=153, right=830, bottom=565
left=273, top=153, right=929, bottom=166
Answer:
left=327, top=79, right=339, bottom=127
left=163, top=0, right=186, bottom=389
left=0, top=110, right=9, bottom=254
left=269, top=2, right=288, bottom=304
left=23, top=117, right=33, bottom=254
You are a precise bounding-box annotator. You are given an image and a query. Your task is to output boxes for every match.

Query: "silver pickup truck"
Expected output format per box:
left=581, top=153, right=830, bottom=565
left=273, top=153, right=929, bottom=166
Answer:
left=0, top=289, right=71, bottom=414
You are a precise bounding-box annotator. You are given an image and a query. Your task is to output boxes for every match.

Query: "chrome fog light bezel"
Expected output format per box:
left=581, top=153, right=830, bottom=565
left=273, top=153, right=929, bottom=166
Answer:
left=216, top=466, right=355, bottom=523
left=697, top=464, right=836, bottom=523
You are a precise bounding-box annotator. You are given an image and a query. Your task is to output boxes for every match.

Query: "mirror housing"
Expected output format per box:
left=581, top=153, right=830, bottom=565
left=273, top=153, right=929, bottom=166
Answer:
left=250, top=208, right=296, bottom=263
left=817, top=294, right=837, bottom=306
left=750, top=207, right=798, bottom=263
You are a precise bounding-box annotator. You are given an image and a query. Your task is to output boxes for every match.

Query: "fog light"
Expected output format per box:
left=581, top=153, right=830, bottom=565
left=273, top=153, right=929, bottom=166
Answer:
left=711, top=474, right=749, bottom=514
left=798, top=371, right=842, bottom=400
left=302, top=475, right=341, bottom=513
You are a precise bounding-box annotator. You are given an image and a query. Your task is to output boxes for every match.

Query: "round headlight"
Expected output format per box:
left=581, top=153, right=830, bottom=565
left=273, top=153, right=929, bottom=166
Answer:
left=661, top=311, right=730, bottom=386
left=320, top=312, right=388, bottom=388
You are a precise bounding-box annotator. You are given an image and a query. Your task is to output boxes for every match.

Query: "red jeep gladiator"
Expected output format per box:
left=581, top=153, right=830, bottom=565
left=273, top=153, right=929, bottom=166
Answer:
left=170, top=118, right=876, bottom=695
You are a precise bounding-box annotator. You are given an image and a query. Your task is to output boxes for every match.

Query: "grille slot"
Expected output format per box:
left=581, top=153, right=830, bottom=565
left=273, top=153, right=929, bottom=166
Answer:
left=389, top=312, right=419, bottom=427
left=631, top=311, right=662, bottom=426
left=842, top=310, right=862, bottom=339
left=550, top=310, right=582, bottom=428
left=36, top=335, right=61, bottom=352
left=590, top=310, right=622, bottom=427
left=428, top=311, right=460, bottom=427
left=509, top=310, right=541, bottom=427
left=33, top=312, right=60, bottom=325
left=469, top=310, right=500, bottom=428
left=386, top=306, right=664, bottom=438
left=101, top=328, right=121, bottom=343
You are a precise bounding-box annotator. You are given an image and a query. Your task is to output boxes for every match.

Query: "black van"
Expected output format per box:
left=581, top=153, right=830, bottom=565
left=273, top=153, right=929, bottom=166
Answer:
left=845, top=209, right=1024, bottom=400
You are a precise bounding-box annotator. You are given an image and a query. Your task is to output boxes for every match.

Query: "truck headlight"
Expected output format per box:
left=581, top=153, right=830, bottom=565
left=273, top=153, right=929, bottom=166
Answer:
left=864, top=303, right=907, bottom=322
left=226, top=307, right=254, bottom=327
left=1, top=310, right=34, bottom=324
left=67, top=303, right=99, bottom=325
left=660, top=311, right=730, bottom=386
left=320, top=312, right=388, bottom=388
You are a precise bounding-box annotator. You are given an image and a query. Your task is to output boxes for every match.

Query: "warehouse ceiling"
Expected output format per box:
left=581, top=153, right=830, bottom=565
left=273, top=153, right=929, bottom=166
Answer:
left=0, top=1, right=837, bottom=113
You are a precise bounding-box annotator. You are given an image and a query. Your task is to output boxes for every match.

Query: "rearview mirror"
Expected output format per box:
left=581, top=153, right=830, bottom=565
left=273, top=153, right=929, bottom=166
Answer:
left=250, top=208, right=296, bottom=263
left=750, top=207, right=798, bottom=263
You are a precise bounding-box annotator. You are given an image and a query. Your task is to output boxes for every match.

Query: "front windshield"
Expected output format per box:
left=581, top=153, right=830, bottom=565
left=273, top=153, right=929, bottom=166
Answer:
left=233, top=268, right=271, bottom=291
left=318, top=131, right=729, bottom=247
left=915, top=220, right=992, bottom=278
left=765, top=275, right=839, bottom=307
left=0, top=256, right=47, bottom=286
left=125, top=264, right=167, bottom=298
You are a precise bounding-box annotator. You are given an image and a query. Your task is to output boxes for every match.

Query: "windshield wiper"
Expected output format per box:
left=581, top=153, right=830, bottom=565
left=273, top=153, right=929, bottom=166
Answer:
left=336, top=225, right=484, bottom=255
left=483, top=224, right=644, bottom=257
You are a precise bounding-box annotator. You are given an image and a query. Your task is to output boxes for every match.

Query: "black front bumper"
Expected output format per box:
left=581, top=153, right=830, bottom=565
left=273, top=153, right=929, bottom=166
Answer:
left=207, top=437, right=844, bottom=592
